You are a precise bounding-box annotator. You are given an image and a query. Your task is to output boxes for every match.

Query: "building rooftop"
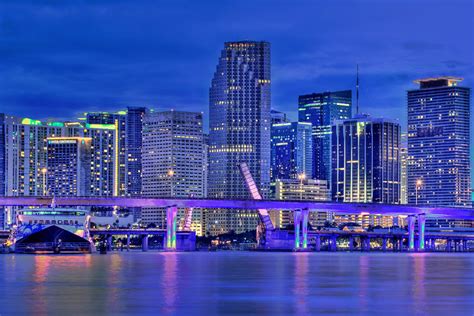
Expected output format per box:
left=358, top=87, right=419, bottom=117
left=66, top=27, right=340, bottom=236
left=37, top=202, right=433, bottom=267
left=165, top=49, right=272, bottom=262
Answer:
left=413, top=76, right=463, bottom=89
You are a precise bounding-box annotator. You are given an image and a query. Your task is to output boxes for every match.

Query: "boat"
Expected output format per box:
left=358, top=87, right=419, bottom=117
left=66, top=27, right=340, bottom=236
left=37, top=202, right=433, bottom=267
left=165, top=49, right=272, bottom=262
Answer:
left=8, top=207, right=92, bottom=254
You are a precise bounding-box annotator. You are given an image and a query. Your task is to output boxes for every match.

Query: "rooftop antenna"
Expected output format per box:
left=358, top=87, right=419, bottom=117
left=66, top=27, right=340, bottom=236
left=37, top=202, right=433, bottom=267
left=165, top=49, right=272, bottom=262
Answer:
left=356, top=64, right=360, bottom=115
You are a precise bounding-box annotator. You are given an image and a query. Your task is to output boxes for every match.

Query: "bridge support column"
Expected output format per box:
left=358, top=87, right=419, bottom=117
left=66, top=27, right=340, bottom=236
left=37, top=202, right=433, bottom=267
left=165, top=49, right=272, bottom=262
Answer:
left=365, top=237, right=371, bottom=252
left=463, top=240, right=468, bottom=252
left=446, top=239, right=452, bottom=252
left=142, top=235, right=148, bottom=252
left=399, top=238, right=404, bottom=252
left=407, top=215, right=416, bottom=251
left=107, top=235, right=113, bottom=251
left=166, top=205, right=178, bottom=250
left=301, top=208, right=309, bottom=249
left=315, top=235, right=321, bottom=252
left=349, top=235, right=354, bottom=251
left=126, top=235, right=130, bottom=251
left=382, top=237, right=387, bottom=252
left=330, top=235, right=337, bottom=252
left=293, top=210, right=302, bottom=249
left=417, top=214, right=426, bottom=252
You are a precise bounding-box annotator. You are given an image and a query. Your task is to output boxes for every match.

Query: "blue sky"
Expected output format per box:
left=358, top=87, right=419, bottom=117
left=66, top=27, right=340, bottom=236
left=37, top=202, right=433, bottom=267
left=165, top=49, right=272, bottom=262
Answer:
left=0, top=0, right=472, bottom=131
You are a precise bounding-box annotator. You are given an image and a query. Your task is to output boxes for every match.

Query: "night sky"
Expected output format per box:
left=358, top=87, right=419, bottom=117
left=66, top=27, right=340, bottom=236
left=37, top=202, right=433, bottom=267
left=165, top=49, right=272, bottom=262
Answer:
left=1, top=0, right=472, bottom=131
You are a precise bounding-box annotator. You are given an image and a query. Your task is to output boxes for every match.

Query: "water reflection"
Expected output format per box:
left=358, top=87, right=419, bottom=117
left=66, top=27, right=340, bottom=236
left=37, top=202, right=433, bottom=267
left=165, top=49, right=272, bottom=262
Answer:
left=412, top=253, right=426, bottom=314
left=358, top=255, right=369, bottom=312
left=293, top=253, right=309, bottom=315
left=161, top=252, right=178, bottom=314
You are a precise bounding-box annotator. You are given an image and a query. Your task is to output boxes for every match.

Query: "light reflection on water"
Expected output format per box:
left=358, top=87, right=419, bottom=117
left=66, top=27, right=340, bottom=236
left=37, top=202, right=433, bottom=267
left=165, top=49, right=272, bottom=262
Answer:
left=1, top=252, right=473, bottom=315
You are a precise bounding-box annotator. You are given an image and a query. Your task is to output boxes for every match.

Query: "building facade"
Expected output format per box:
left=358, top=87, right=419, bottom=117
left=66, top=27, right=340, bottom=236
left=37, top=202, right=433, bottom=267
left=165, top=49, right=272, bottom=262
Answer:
left=46, top=137, right=92, bottom=196
left=208, top=41, right=271, bottom=234
left=407, top=77, right=471, bottom=207
left=298, top=90, right=352, bottom=182
left=274, top=178, right=330, bottom=228
left=125, top=107, right=147, bottom=197
left=332, top=115, right=401, bottom=204
left=141, top=111, right=206, bottom=235
left=271, top=122, right=312, bottom=182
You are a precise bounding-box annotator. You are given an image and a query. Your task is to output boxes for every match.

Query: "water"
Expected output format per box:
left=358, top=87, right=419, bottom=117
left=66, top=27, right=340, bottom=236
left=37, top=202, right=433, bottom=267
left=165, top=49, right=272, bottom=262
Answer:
left=1, top=252, right=473, bottom=315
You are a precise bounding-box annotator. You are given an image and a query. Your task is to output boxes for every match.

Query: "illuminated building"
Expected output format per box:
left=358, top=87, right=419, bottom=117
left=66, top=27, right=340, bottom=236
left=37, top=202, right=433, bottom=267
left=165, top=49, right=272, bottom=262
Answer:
left=332, top=114, right=401, bottom=204
left=400, top=133, right=408, bottom=204
left=142, top=110, right=206, bottom=235
left=208, top=41, right=271, bottom=234
left=271, top=122, right=312, bottom=182
left=274, top=178, right=330, bottom=228
left=84, top=111, right=127, bottom=196
left=407, top=77, right=471, bottom=207
left=46, top=137, right=92, bottom=196
left=298, top=90, right=352, bottom=182
left=407, top=77, right=471, bottom=228
left=271, top=109, right=289, bottom=125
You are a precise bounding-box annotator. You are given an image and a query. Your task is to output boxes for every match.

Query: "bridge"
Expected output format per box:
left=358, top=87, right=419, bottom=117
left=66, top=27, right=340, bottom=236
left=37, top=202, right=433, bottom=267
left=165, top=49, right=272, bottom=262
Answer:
left=0, top=196, right=473, bottom=251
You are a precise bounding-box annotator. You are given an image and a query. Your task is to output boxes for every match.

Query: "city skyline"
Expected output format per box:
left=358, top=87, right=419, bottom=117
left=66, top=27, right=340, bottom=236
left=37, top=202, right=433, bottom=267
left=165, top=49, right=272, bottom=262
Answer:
left=0, top=1, right=472, bottom=132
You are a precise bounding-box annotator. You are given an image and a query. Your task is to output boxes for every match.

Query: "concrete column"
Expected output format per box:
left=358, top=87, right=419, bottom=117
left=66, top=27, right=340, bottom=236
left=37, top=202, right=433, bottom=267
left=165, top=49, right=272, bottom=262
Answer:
left=331, top=235, right=337, bottom=252
left=315, top=235, right=321, bottom=252
left=407, top=215, right=416, bottom=251
left=366, top=237, right=371, bottom=252
left=293, top=210, right=302, bottom=249
left=166, top=205, right=178, bottom=250
left=399, top=237, right=403, bottom=252
left=301, top=209, right=309, bottom=249
left=463, top=240, right=468, bottom=252
left=142, top=235, right=149, bottom=252
left=446, top=239, right=452, bottom=252
left=349, top=235, right=354, bottom=251
left=417, top=214, right=426, bottom=251
left=126, top=234, right=130, bottom=251
left=107, top=235, right=113, bottom=251
left=382, top=237, right=387, bottom=252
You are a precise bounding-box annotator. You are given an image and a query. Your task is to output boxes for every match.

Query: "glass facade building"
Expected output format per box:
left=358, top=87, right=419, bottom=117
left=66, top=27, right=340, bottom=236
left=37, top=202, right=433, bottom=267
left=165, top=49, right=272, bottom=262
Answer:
left=298, top=90, right=352, bottom=182
left=271, top=122, right=313, bottom=181
left=331, top=115, right=401, bottom=204
left=407, top=77, right=471, bottom=208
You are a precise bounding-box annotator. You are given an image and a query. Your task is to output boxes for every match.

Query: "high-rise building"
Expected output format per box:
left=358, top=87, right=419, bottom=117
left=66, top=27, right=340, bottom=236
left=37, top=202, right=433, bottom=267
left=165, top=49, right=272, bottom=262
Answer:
left=208, top=41, right=271, bottom=234
left=407, top=77, right=471, bottom=207
left=125, top=107, right=147, bottom=197
left=271, top=122, right=312, bottom=181
left=400, top=133, right=408, bottom=204
left=142, top=111, right=206, bottom=235
left=299, top=90, right=352, bottom=182
left=85, top=111, right=127, bottom=196
left=46, top=137, right=92, bottom=196
left=332, top=114, right=401, bottom=204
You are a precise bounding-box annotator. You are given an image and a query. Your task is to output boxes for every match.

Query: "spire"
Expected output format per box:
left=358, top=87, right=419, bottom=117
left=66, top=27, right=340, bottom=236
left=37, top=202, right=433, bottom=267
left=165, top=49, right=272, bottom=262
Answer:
left=356, top=64, right=360, bottom=115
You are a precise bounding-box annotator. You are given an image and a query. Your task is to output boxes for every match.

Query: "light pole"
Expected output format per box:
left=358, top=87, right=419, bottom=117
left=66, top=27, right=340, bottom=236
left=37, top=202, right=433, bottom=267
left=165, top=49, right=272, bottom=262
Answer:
left=415, top=179, right=422, bottom=205
left=298, top=173, right=306, bottom=200
left=168, top=169, right=175, bottom=197
left=41, top=168, right=47, bottom=196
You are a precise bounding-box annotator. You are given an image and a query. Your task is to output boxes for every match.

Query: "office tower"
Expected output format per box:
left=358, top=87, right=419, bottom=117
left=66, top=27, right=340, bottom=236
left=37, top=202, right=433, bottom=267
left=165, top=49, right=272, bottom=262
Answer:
left=271, top=122, right=313, bottom=181
left=85, top=111, right=127, bottom=196
left=46, top=137, right=92, bottom=197
left=142, top=111, right=206, bottom=235
left=400, top=133, right=408, bottom=204
left=208, top=41, right=271, bottom=234
left=407, top=77, right=471, bottom=207
left=125, top=107, right=147, bottom=197
left=299, top=90, right=352, bottom=182
left=274, top=178, right=330, bottom=228
left=125, top=107, right=147, bottom=221
left=0, top=114, right=4, bottom=228
left=332, top=114, right=401, bottom=204
left=271, top=109, right=290, bottom=125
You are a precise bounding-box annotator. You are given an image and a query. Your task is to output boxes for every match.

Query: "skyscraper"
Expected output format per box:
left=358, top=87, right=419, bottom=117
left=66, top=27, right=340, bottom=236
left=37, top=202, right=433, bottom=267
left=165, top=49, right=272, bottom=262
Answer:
left=208, top=41, right=271, bottom=234
left=332, top=114, right=401, bottom=204
left=46, top=137, right=92, bottom=197
left=299, top=90, right=352, bottom=182
left=142, top=110, right=206, bottom=234
left=271, top=122, right=312, bottom=181
left=125, top=107, right=147, bottom=197
left=407, top=77, right=471, bottom=208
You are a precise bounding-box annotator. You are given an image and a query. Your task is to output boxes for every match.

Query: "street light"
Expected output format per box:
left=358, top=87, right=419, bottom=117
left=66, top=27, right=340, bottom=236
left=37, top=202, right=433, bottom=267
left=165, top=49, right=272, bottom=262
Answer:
left=415, top=179, right=422, bottom=205
left=298, top=173, right=306, bottom=200
left=41, top=168, right=47, bottom=196
left=168, top=169, right=174, bottom=197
